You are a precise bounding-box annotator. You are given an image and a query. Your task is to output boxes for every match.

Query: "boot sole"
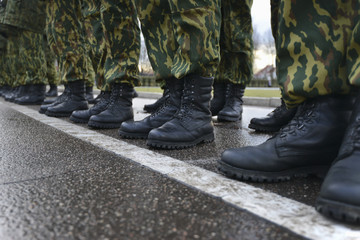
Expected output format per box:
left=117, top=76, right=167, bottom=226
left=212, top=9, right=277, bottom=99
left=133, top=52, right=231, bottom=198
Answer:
left=69, top=115, right=89, bottom=124
left=88, top=120, right=122, bottom=129
left=217, top=115, right=242, bottom=122
left=217, top=160, right=329, bottom=183
left=316, top=197, right=360, bottom=224
left=248, top=123, right=281, bottom=133
left=45, top=111, right=72, bottom=117
left=118, top=130, right=148, bottom=139
left=17, top=101, right=44, bottom=106
left=147, top=132, right=214, bottom=150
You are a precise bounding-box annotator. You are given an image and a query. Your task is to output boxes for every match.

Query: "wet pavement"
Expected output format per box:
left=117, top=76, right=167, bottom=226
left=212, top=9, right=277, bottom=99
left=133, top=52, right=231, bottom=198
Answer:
left=0, top=96, right=359, bottom=240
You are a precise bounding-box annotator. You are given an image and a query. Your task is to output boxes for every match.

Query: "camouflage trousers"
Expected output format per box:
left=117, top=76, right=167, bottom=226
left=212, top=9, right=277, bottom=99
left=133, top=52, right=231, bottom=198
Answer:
left=4, top=30, right=20, bottom=87
left=46, top=0, right=88, bottom=84
left=277, top=0, right=360, bottom=108
left=44, top=34, right=60, bottom=86
left=136, top=0, right=221, bottom=81
left=215, top=0, right=253, bottom=85
left=100, top=0, right=140, bottom=89
left=19, top=30, right=47, bottom=85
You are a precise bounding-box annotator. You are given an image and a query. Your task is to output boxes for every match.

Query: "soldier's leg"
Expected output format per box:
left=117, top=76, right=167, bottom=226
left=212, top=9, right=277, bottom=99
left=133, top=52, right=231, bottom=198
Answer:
left=44, top=0, right=88, bottom=117
left=4, top=28, right=22, bottom=101
left=248, top=0, right=297, bottom=132
left=316, top=8, right=360, bottom=224
left=85, top=53, right=96, bottom=103
left=219, top=0, right=357, bottom=202
left=44, top=35, right=60, bottom=97
left=212, top=0, right=253, bottom=122
left=16, top=30, right=47, bottom=105
left=120, top=0, right=221, bottom=149
left=69, top=0, right=110, bottom=123
left=0, top=33, right=6, bottom=96
left=85, top=0, right=140, bottom=129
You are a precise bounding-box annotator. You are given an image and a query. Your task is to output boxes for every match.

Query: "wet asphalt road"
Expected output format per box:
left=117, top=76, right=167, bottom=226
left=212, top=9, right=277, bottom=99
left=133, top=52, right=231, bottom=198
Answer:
left=0, top=96, right=358, bottom=239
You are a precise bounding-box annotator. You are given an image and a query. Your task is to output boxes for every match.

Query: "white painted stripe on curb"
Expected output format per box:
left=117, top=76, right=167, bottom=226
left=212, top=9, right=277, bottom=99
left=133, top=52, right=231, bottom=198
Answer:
left=11, top=105, right=360, bottom=240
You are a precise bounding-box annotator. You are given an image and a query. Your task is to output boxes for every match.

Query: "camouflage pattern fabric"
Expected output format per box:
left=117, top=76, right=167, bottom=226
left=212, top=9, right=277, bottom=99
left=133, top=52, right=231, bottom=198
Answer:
left=214, top=0, right=253, bottom=85
left=2, top=0, right=46, bottom=33
left=5, top=32, right=20, bottom=87
left=85, top=53, right=95, bottom=88
left=277, top=0, right=359, bottom=108
left=82, top=0, right=105, bottom=89
left=270, top=0, right=280, bottom=42
left=43, top=35, right=59, bottom=85
left=136, top=0, right=221, bottom=81
left=100, top=0, right=141, bottom=90
left=347, top=13, right=360, bottom=87
left=19, top=30, right=47, bottom=85
left=46, top=0, right=88, bottom=83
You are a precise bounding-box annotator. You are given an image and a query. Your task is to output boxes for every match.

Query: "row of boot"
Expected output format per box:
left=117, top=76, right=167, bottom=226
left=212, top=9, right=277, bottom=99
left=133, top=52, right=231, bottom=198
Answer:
left=0, top=83, right=97, bottom=106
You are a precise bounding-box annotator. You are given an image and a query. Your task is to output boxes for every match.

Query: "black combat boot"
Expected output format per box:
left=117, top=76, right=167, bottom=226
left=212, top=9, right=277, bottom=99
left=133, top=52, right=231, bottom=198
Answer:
left=147, top=75, right=214, bottom=149
left=316, top=93, right=360, bottom=224
left=7, top=86, right=20, bottom=102
left=88, top=83, right=133, bottom=128
left=217, top=83, right=245, bottom=122
left=1, top=85, right=10, bottom=98
left=14, top=85, right=30, bottom=103
left=70, top=91, right=111, bottom=123
left=143, top=87, right=170, bottom=113
left=218, top=95, right=353, bottom=182
left=17, top=84, right=46, bottom=105
left=86, top=86, right=96, bottom=104
left=210, top=82, right=227, bottom=116
left=45, top=80, right=88, bottom=117
left=39, top=85, right=69, bottom=114
left=45, top=84, right=58, bottom=97
left=4, top=87, right=17, bottom=101
left=249, top=99, right=297, bottom=132
left=119, top=78, right=183, bottom=139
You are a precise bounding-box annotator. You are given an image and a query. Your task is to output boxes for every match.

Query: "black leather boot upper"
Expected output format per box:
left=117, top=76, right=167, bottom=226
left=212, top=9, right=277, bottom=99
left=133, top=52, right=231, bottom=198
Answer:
left=39, top=85, right=70, bottom=114
left=219, top=95, right=353, bottom=182
left=316, top=93, right=360, bottom=223
left=45, top=80, right=88, bottom=117
left=4, top=87, right=17, bottom=101
left=88, top=83, right=134, bottom=129
left=249, top=99, right=297, bottom=132
left=147, top=75, right=214, bottom=149
left=17, top=84, right=46, bottom=105
left=210, top=82, right=227, bottom=116
left=86, top=86, right=95, bottom=104
left=46, top=84, right=58, bottom=97
left=217, top=83, right=245, bottom=122
left=143, top=87, right=170, bottom=113
left=119, top=78, right=183, bottom=139
left=14, top=85, right=30, bottom=103
left=70, top=91, right=111, bottom=123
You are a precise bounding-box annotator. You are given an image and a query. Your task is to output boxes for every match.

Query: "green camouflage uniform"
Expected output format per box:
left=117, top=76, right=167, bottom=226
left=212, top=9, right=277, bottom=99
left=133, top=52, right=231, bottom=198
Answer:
left=19, top=30, right=47, bottom=85
left=82, top=0, right=105, bottom=89
left=277, top=0, right=359, bottom=108
left=270, top=0, right=280, bottom=42
left=1, top=0, right=47, bottom=87
left=214, top=0, right=253, bottom=85
left=43, top=34, right=59, bottom=86
left=0, top=1, right=6, bottom=87
left=46, top=0, right=88, bottom=84
left=136, top=0, right=221, bottom=81
left=100, top=0, right=141, bottom=90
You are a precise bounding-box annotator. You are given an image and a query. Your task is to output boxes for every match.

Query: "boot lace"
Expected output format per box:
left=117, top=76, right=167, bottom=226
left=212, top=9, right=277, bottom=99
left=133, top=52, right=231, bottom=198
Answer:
left=176, top=79, right=195, bottom=121
left=277, top=101, right=316, bottom=139
left=225, top=84, right=244, bottom=105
